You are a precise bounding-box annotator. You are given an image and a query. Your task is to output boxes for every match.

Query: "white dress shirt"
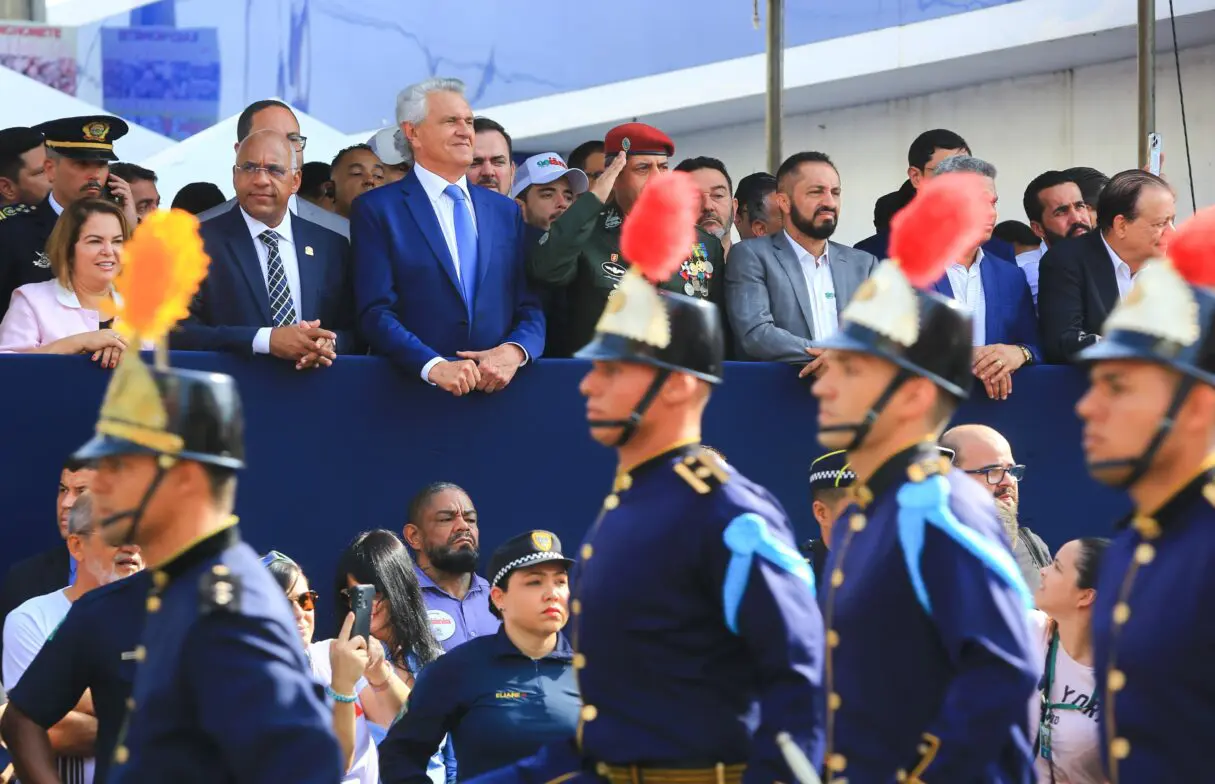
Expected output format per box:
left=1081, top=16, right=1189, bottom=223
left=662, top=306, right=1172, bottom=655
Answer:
left=1015, top=240, right=1047, bottom=307
left=48, top=192, right=64, bottom=216
left=946, top=249, right=987, bottom=347
left=784, top=231, right=839, bottom=341
left=1100, top=234, right=1137, bottom=301
left=240, top=208, right=301, bottom=355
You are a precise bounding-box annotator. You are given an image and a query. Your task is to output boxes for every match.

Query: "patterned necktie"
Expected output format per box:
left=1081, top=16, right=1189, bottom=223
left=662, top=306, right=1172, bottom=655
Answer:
left=259, top=229, right=297, bottom=327
left=443, top=184, right=479, bottom=311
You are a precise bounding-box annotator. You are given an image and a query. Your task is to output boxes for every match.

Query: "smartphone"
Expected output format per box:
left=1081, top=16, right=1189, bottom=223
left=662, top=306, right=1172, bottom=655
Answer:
left=1148, top=133, right=1163, bottom=176
left=348, top=584, right=375, bottom=641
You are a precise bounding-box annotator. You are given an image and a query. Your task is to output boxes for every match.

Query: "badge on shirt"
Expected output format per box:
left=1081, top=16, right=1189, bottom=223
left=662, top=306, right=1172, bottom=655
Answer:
left=427, top=609, right=456, bottom=641
left=32, top=251, right=50, bottom=268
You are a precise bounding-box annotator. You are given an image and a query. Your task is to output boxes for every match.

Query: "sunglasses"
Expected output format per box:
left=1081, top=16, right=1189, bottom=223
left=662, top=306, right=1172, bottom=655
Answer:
left=291, top=591, right=319, bottom=612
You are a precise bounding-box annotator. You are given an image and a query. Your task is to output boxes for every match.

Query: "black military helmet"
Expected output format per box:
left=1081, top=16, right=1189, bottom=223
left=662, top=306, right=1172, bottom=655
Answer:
left=576, top=275, right=724, bottom=384
left=75, top=360, right=245, bottom=470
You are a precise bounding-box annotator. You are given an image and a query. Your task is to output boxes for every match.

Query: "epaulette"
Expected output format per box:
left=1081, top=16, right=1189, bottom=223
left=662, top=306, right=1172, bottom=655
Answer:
left=199, top=564, right=242, bottom=615
left=673, top=447, right=731, bottom=494
left=0, top=203, right=34, bottom=221
left=905, top=453, right=953, bottom=484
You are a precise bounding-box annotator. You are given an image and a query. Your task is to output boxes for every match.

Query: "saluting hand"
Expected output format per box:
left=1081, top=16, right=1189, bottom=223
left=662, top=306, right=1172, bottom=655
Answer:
left=589, top=150, right=628, bottom=205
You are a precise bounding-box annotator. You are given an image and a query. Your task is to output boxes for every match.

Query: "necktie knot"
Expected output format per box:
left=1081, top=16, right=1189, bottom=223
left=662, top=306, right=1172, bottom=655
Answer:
left=444, top=184, right=467, bottom=204
left=259, top=229, right=280, bottom=247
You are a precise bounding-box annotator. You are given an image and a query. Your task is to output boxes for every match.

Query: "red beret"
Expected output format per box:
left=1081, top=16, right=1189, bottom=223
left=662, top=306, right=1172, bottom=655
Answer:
left=604, top=122, right=674, bottom=158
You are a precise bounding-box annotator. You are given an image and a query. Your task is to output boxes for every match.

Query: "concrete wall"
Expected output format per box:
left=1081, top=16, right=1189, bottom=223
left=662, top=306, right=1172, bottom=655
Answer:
left=674, top=43, right=1215, bottom=245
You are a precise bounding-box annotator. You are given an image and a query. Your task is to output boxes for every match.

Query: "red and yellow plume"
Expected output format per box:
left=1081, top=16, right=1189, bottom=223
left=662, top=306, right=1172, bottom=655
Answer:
left=104, top=209, right=211, bottom=364
left=621, top=171, right=699, bottom=283
left=1166, top=206, right=1215, bottom=287
left=889, top=172, right=992, bottom=288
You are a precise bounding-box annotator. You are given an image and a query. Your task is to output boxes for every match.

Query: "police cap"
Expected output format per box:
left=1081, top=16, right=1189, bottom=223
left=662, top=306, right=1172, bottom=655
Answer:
left=0, top=127, right=45, bottom=163
left=605, top=122, right=674, bottom=158
left=488, top=530, right=574, bottom=591
left=33, top=115, right=129, bottom=162
left=808, top=450, right=855, bottom=495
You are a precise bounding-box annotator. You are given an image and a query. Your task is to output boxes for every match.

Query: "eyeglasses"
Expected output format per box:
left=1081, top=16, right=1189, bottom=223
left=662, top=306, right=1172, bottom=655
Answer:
left=963, top=464, right=1026, bottom=485
left=291, top=591, right=319, bottom=612
left=260, top=550, right=297, bottom=567
left=234, top=162, right=295, bottom=181
left=287, top=133, right=307, bottom=151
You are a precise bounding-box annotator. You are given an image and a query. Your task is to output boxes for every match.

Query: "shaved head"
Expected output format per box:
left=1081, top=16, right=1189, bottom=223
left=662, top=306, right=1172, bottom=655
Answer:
left=941, top=424, right=1011, bottom=464
left=234, top=129, right=300, bottom=226
left=941, top=424, right=1020, bottom=510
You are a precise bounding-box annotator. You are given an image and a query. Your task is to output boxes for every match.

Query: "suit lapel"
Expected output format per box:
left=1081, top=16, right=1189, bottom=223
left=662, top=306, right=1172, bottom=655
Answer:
left=979, top=256, right=999, bottom=341
left=223, top=208, right=273, bottom=323
left=401, top=171, right=462, bottom=296
left=772, top=234, right=816, bottom=335
left=291, top=213, right=321, bottom=319
left=932, top=274, right=954, bottom=299
left=469, top=186, right=494, bottom=307
left=1088, top=232, right=1120, bottom=311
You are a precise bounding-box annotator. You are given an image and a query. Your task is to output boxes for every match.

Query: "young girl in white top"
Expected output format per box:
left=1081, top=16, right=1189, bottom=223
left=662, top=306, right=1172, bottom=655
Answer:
left=1029, top=537, right=1111, bottom=784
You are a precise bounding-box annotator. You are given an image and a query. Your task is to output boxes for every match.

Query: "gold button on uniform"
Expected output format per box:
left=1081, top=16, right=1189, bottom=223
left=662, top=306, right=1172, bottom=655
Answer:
left=581, top=544, right=593, bottom=560
left=146, top=596, right=161, bottom=613
left=114, top=745, right=130, bottom=764
left=595, top=762, right=611, bottom=776
left=907, top=464, right=926, bottom=483
left=133, top=645, right=146, bottom=662
left=831, top=569, right=844, bottom=588
left=604, top=495, right=619, bottom=511
left=1134, top=543, right=1156, bottom=565
left=581, top=704, right=598, bottom=721
left=828, top=692, right=842, bottom=710
left=573, top=653, right=587, bottom=670
left=827, top=629, right=840, bottom=648
left=126, top=697, right=136, bottom=711
left=617, top=474, right=633, bottom=491
left=572, top=599, right=582, bottom=615
left=152, top=571, right=168, bottom=589
left=1108, top=669, right=1126, bottom=692
left=849, top=514, right=867, bottom=532
left=1111, top=737, right=1131, bottom=759
left=826, top=753, right=847, bottom=772
left=1113, top=603, right=1131, bottom=625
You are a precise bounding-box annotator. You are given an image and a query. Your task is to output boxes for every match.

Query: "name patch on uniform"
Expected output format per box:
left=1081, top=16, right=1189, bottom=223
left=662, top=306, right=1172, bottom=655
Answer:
left=427, top=609, right=456, bottom=641
left=495, top=691, right=524, bottom=699
left=33, top=251, right=50, bottom=268
left=602, top=261, right=625, bottom=278
left=604, top=212, right=622, bottom=229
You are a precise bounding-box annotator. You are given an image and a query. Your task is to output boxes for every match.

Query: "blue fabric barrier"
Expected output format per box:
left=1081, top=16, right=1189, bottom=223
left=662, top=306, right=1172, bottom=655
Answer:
left=0, top=355, right=1125, bottom=634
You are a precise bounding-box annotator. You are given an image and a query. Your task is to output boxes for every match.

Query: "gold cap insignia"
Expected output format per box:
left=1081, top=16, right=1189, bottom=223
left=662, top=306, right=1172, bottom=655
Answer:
left=1103, top=261, right=1199, bottom=347
left=593, top=269, right=671, bottom=348
left=621, top=137, right=631, bottom=152
left=839, top=260, right=920, bottom=346
left=83, top=122, right=110, bottom=142
left=95, top=352, right=184, bottom=455
left=530, top=531, right=553, bottom=551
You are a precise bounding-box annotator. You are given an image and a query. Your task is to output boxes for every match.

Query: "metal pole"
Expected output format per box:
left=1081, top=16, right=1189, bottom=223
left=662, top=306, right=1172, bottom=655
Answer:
left=1137, top=0, right=1156, bottom=168
left=765, top=0, right=784, bottom=174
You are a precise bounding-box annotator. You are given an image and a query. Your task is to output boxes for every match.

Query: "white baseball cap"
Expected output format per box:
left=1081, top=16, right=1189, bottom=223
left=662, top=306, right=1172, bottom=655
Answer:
left=511, top=152, right=589, bottom=199
left=368, top=126, right=409, bottom=166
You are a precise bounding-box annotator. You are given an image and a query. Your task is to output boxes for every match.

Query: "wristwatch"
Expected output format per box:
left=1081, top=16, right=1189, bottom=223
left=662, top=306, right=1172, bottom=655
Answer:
left=1016, top=344, right=1033, bottom=365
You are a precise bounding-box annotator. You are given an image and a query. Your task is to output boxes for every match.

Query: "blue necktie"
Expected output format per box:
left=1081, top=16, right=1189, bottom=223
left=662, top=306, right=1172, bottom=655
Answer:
left=444, top=184, right=478, bottom=312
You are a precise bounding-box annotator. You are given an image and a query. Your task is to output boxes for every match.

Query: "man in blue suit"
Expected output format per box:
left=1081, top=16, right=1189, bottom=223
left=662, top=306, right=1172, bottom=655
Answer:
left=352, top=78, right=545, bottom=396
left=175, top=130, right=358, bottom=368
left=928, top=157, right=1041, bottom=400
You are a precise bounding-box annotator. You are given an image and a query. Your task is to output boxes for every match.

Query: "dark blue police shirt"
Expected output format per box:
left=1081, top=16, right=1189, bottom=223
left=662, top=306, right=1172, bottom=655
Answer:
left=820, top=442, right=1037, bottom=783
left=1093, top=466, right=1215, bottom=783
left=108, top=523, right=342, bottom=784
left=7, top=570, right=149, bottom=784
left=380, top=625, right=580, bottom=782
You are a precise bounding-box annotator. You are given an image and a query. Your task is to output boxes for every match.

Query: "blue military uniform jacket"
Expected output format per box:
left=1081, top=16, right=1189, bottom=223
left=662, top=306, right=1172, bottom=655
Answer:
left=7, top=570, right=149, bottom=784
left=819, top=442, right=1037, bottom=783
left=1092, top=463, right=1215, bottom=783
left=0, top=198, right=56, bottom=321
left=380, top=626, right=580, bottom=782
left=108, top=523, right=342, bottom=783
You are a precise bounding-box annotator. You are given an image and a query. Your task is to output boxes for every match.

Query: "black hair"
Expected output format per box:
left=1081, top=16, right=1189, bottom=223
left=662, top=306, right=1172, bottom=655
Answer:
left=873, top=184, right=913, bottom=232
left=407, top=481, right=466, bottom=526
left=1073, top=537, right=1111, bottom=590
left=108, top=162, right=157, bottom=184
left=330, top=144, right=376, bottom=171
left=334, top=529, right=441, bottom=667
left=1097, top=170, right=1171, bottom=232
left=674, top=156, right=732, bottom=195
left=201, top=464, right=237, bottom=507
left=170, top=182, right=226, bottom=215
left=568, top=140, right=604, bottom=171
left=993, top=219, right=1040, bottom=248
left=907, top=129, right=970, bottom=171
left=473, top=117, right=512, bottom=157
left=266, top=554, right=305, bottom=596
left=1062, top=166, right=1110, bottom=207
left=775, top=151, right=837, bottom=187
left=0, top=127, right=45, bottom=184
left=62, top=457, right=92, bottom=473
left=1022, top=170, right=1077, bottom=224
left=811, top=486, right=850, bottom=508
left=734, top=172, right=777, bottom=223
left=236, top=99, right=294, bottom=142
left=299, top=162, right=331, bottom=200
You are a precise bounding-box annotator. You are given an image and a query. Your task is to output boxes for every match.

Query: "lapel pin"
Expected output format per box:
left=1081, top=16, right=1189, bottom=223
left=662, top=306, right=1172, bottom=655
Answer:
left=305, top=246, right=314, bottom=256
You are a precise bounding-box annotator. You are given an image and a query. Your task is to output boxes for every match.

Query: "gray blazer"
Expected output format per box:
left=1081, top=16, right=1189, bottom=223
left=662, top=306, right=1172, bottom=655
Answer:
left=198, top=194, right=350, bottom=239
left=725, top=234, right=878, bottom=362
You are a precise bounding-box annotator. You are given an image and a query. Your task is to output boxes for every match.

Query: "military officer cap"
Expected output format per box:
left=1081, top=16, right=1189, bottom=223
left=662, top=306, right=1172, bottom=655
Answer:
left=808, top=450, right=855, bottom=494
left=33, top=115, right=129, bottom=162
left=0, top=126, right=45, bottom=161
left=488, top=530, right=575, bottom=591
left=604, top=122, right=674, bottom=158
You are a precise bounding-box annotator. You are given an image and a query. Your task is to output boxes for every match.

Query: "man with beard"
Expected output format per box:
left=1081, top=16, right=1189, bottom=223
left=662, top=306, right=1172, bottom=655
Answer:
left=941, top=424, right=1051, bottom=591
left=674, top=156, right=735, bottom=254
left=723, top=151, right=877, bottom=371
left=403, top=482, right=500, bottom=651
left=469, top=117, right=515, bottom=197
left=0, top=116, right=133, bottom=321
left=1018, top=171, right=1094, bottom=306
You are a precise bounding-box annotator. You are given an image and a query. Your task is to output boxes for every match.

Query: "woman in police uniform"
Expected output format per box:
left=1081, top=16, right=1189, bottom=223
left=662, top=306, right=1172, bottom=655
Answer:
left=378, top=530, right=581, bottom=783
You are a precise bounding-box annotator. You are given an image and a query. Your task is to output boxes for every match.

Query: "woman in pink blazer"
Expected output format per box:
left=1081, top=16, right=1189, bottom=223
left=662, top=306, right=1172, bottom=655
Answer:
left=0, top=198, right=149, bottom=366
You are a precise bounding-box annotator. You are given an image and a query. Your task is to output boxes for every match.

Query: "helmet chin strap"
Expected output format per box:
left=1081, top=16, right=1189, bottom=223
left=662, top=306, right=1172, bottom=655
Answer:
left=97, top=460, right=172, bottom=548
left=587, top=368, right=672, bottom=448
left=1088, top=376, right=1196, bottom=489
left=818, top=369, right=912, bottom=452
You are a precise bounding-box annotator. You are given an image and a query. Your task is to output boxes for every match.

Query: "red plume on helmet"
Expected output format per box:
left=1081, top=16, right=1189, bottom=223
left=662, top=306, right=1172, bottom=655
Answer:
left=620, top=171, right=700, bottom=284
left=889, top=172, right=993, bottom=289
left=1166, top=206, right=1215, bottom=287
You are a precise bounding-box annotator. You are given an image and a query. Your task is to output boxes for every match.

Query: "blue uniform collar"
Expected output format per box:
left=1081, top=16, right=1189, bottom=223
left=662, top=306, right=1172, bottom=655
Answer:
left=851, top=440, right=950, bottom=508
left=618, top=441, right=702, bottom=482
left=1120, top=461, right=1215, bottom=537
left=491, top=624, right=573, bottom=662
left=154, top=522, right=241, bottom=583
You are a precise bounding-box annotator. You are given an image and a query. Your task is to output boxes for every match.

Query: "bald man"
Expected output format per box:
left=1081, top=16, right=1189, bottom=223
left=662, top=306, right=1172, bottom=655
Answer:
left=941, top=424, right=1051, bottom=591
left=175, top=129, right=360, bottom=361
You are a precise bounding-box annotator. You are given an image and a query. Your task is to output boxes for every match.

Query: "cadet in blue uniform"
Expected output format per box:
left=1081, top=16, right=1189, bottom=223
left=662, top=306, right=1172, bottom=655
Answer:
left=1073, top=215, right=1215, bottom=783
left=71, top=343, right=342, bottom=780
left=472, top=174, right=824, bottom=784
left=810, top=174, right=1037, bottom=783
left=380, top=530, right=581, bottom=782
left=0, top=570, right=148, bottom=783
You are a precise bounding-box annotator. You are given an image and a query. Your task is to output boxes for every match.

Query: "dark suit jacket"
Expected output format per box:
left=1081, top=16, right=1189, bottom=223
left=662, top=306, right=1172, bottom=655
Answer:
left=351, top=169, right=545, bottom=376
left=174, top=207, right=359, bottom=355
left=1037, top=231, right=1120, bottom=363
left=0, top=545, right=70, bottom=660
left=855, top=232, right=1016, bottom=267
left=932, top=252, right=1042, bottom=362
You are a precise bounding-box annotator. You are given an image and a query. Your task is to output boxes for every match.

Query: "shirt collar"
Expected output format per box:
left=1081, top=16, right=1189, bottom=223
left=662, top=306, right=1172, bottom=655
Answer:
left=491, top=625, right=574, bottom=661
left=1101, top=233, right=1131, bottom=273
left=240, top=207, right=294, bottom=245
left=952, top=247, right=985, bottom=272
left=48, top=192, right=64, bottom=216
left=413, top=163, right=471, bottom=203
left=288, top=193, right=299, bottom=215
left=55, top=280, right=122, bottom=309
left=413, top=562, right=489, bottom=598
left=784, top=231, right=829, bottom=267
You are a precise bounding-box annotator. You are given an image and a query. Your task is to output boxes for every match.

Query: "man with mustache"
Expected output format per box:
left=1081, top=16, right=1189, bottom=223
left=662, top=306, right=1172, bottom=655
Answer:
left=0, top=115, right=132, bottom=321
left=469, top=117, right=515, bottom=197
left=674, top=156, right=736, bottom=254
left=403, top=482, right=500, bottom=651
left=1017, top=171, right=1094, bottom=306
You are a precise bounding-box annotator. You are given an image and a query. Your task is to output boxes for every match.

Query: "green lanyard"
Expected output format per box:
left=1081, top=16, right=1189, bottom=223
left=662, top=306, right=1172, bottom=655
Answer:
left=1037, top=628, right=1084, bottom=768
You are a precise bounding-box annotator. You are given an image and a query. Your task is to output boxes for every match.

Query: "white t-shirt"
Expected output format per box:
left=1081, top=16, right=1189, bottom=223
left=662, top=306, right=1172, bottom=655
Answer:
left=309, top=639, right=378, bottom=784
left=2, top=587, right=95, bottom=784
left=1027, top=610, right=1104, bottom=784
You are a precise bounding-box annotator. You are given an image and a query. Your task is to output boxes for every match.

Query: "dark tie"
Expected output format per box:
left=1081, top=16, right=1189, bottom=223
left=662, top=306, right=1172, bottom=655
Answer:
left=443, top=184, right=479, bottom=312
left=259, top=229, right=297, bottom=327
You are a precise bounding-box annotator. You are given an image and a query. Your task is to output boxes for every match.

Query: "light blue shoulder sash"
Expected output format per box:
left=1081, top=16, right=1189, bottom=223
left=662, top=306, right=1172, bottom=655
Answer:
left=721, top=513, right=814, bottom=634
